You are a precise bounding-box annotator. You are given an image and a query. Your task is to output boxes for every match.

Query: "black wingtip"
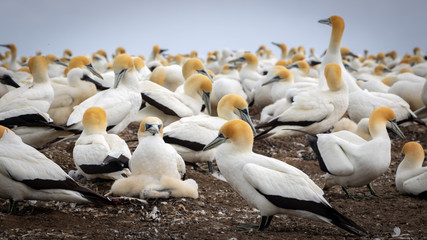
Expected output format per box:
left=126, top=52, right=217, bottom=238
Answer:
left=328, top=207, right=368, bottom=236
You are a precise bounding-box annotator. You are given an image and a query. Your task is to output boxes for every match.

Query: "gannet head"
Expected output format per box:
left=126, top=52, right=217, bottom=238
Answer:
left=291, top=53, right=305, bottom=63
left=28, top=56, right=48, bottom=82
left=374, top=64, right=391, bottom=76
left=262, top=66, right=293, bottom=86
left=133, top=57, right=145, bottom=72
left=275, top=60, right=287, bottom=67
left=45, top=54, right=68, bottom=67
left=182, top=58, right=208, bottom=80
left=113, top=54, right=134, bottom=88
left=324, top=63, right=344, bottom=91
left=217, top=94, right=255, bottom=134
left=68, top=56, right=103, bottom=79
left=184, top=73, right=212, bottom=115
left=319, top=15, right=345, bottom=47
left=369, top=107, right=405, bottom=139
left=63, top=48, right=73, bottom=58
left=149, top=66, right=165, bottom=86
left=139, top=116, right=163, bottom=137
left=401, top=142, right=424, bottom=168
left=229, top=52, right=258, bottom=67
left=287, top=60, right=310, bottom=75
left=0, top=43, right=17, bottom=56
left=82, top=107, right=108, bottom=133
left=203, top=119, right=253, bottom=152
left=271, top=42, right=287, bottom=53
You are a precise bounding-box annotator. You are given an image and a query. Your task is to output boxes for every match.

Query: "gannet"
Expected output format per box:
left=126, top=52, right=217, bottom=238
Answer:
left=0, top=44, right=20, bottom=71
left=203, top=120, right=366, bottom=235
left=71, top=107, right=131, bottom=180
left=67, top=54, right=142, bottom=134
left=310, top=107, right=405, bottom=197
left=163, top=94, right=255, bottom=173
left=45, top=54, right=67, bottom=78
left=395, top=142, right=427, bottom=198
left=110, top=117, right=198, bottom=199
left=255, top=63, right=348, bottom=139
left=0, top=126, right=110, bottom=213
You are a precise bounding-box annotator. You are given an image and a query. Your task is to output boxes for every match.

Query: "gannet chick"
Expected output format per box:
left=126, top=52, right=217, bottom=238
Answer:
left=0, top=126, right=110, bottom=213
left=71, top=107, right=131, bottom=180
left=110, top=117, right=198, bottom=199
left=395, top=142, right=427, bottom=199
left=203, top=120, right=366, bottom=235
left=163, top=94, right=255, bottom=173
left=255, top=63, right=348, bottom=139
left=310, top=107, right=405, bottom=198
left=67, top=54, right=142, bottom=134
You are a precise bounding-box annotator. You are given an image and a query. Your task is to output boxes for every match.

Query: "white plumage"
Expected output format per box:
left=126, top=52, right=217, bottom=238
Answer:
left=395, top=142, right=427, bottom=198
left=203, top=119, right=366, bottom=235
left=110, top=117, right=198, bottom=199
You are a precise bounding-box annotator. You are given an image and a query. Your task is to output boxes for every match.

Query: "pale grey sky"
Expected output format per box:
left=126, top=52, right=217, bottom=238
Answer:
left=1, top=0, right=426, bottom=59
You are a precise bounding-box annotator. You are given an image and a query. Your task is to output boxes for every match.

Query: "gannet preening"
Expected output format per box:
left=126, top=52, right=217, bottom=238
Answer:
left=163, top=94, right=255, bottom=173
left=395, top=142, right=427, bottom=199
left=67, top=54, right=142, bottom=134
left=136, top=73, right=212, bottom=126
left=71, top=107, right=131, bottom=180
left=255, top=63, right=348, bottom=139
left=309, top=107, right=405, bottom=198
left=110, top=117, right=198, bottom=199
left=203, top=120, right=366, bottom=235
left=0, top=126, right=111, bottom=213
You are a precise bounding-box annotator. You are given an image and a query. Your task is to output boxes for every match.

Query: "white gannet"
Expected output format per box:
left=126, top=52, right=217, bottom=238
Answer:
left=0, top=125, right=110, bottom=213
left=71, top=107, right=131, bottom=180
left=255, top=63, right=348, bottom=139
left=51, top=56, right=104, bottom=86
left=318, top=15, right=415, bottom=123
left=45, top=54, right=67, bottom=78
left=331, top=117, right=371, bottom=141
left=203, top=119, right=366, bottom=235
left=163, top=94, right=255, bottom=173
left=309, top=107, right=405, bottom=197
left=136, top=73, right=212, bottom=126
left=213, top=64, right=240, bottom=81
left=67, top=54, right=142, bottom=134
left=395, top=142, right=427, bottom=199
left=271, top=42, right=288, bottom=60
left=0, top=44, right=21, bottom=71
left=388, top=76, right=426, bottom=111
left=110, top=117, right=198, bottom=199
left=149, top=65, right=185, bottom=92
left=253, top=66, right=287, bottom=108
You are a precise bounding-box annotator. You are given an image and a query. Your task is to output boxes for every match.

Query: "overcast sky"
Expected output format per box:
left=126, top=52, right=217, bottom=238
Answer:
left=2, top=0, right=426, bottom=60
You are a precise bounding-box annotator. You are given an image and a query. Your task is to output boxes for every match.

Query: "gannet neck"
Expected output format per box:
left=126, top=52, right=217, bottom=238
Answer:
left=217, top=94, right=247, bottom=120
left=324, top=63, right=344, bottom=91
left=28, top=56, right=49, bottom=84
left=184, top=73, right=212, bottom=98
left=368, top=107, right=396, bottom=139
left=182, top=58, right=205, bottom=80
left=329, top=16, right=345, bottom=55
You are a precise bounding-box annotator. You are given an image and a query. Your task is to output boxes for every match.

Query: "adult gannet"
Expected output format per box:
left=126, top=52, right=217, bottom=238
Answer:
left=51, top=56, right=104, bottom=86
left=253, top=66, right=289, bottom=107
left=271, top=42, right=287, bottom=60
left=71, top=107, right=131, bottom=180
left=45, top=54, right=68, bottom=78
left=203, top=120, right=366, bottom=235
left=0, top=126, right=110, bottom=213
left=110, top=117, right=198, bottom=199
left=149, top=65, right=185, bottom=92
left=255, top=63, right=348, bottom=139
left=67, top=54, right=142, bottom=134
left=310, top=107, right=405, bottom=197
left=62, top=48, right=73, bottom=63
left=0, top=44, right=20, bottom=71
left=163, top=94, right=255, bottom=173
left=135, top=73, right=212, bottom=126
left=395, top=142, right=427, bottom=198
left=48, top=68, right=101, bottom=125
left=318, top=15, right=414, bottom=123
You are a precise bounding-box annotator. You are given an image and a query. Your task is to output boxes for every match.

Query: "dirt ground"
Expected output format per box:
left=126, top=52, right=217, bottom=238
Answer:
left=0, top=107, right=426, bottom=239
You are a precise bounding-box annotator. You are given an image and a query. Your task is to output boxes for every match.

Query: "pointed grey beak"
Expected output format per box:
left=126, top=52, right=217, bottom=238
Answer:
left=286, top=63, right=299, bottom=69
left=383, top=68, right=392, bottom=73
left=160, top=49, right=168, bottom=54
left=202, top=91, right=211, bottom=115
left=238, top=108, right=256, bottom=134
left=229, top=57, right=245, bottom=64
left=145, top=123, right=161, bottom=135
left=0, top=44, right=10, bottom=49
left=388, top=119, right=405, bottom=139
left=203, top=133, right=228, bottom=151
left=262, top=75, right=282, bottom=86
left=228, top=65, right=239, bottom=70
left=271, top=42, right=280, bottom=47
left=114, top=68, right=127, bottom=88
left=0, top=74, right=20, bottom=88
left=86, top=63, right=104, bottom=80
left=196, top=69, right=213, bottom=81
left=344, top=63, right=358, bottom=72
left=318, top=17, right=332, bottom=26
left=54, top=59, right=68, bottom=67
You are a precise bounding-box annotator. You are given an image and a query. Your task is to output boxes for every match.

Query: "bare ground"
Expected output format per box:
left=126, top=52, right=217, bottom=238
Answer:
left=0, top=107, right=426, bottom=240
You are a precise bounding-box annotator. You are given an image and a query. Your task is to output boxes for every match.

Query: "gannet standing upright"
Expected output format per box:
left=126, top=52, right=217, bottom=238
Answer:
left=203, top=120, right=366, bottom=235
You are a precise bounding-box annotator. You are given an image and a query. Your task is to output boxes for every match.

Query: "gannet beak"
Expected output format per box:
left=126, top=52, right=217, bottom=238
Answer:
left=114, top=68, right=127, bottom=88
left=344, top=63, right=358, bottom=72
left=54, top=59, right=68, bottom=67
left=202, top=91, right=211, bottom=115
left=196, top=69, right=212, bottom=80
left=262, top=75, right=282, bottom=86
left=0, top=74, right=20, bottom=88
left=271, top=42, right=280, bottom=47
left=203, top=133, right=228, bottom=151
left=228, top=65, right=238, bottom=70
left=81, top=74, right=109, bottom=90
left=0, top=44, right=10, bottom=49
left=348, top=52, right=359, bottom=58
left=238, top=108, right=256, bottom=134
left=320, top=49, right=327, bottom=58
left=286, top=63, right=299, bottom=69
left=229, top=57, right=245, bottom=64
left=145, top=123, right=161, bottom=135
left=86, top=63, right=104, bottom=80
left=388, top=119, right=405, bottom=139
left=160, top=49, right=168, bottom=54
left=318, top=17, right=332, bottom=26
left=410, top=62, right=415, bottom=67
left=383, top=68, right=392, bottom=73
